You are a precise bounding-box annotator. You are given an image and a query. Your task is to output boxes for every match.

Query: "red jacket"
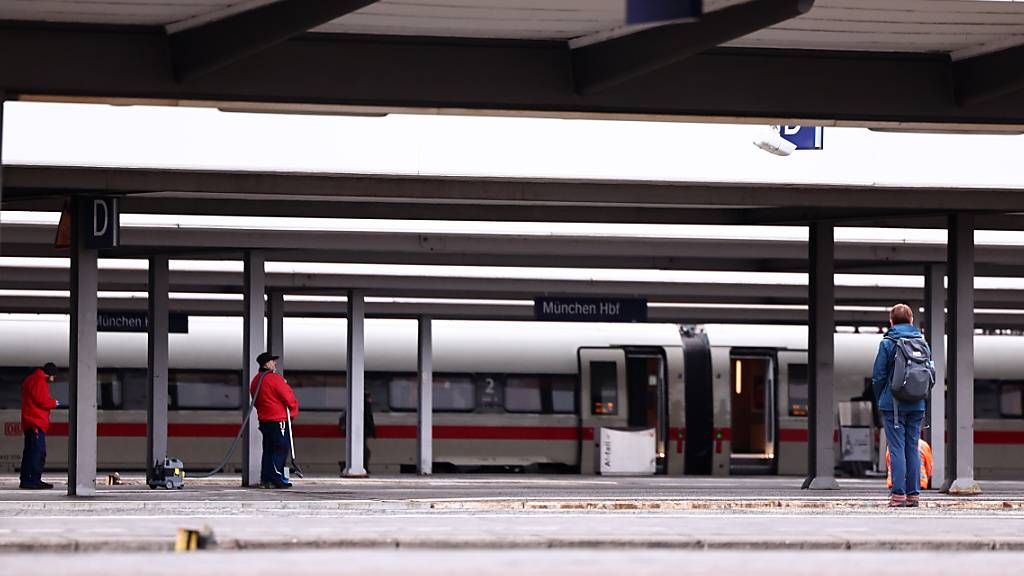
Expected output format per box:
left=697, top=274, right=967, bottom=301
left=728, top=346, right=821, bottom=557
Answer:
left=250, top=370, right=299, bottom=423
left=21, top=369, right=58, bottom=433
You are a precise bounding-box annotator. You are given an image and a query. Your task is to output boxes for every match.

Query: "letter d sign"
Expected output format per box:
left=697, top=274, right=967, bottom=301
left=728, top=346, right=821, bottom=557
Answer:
left=83, top=197, right=120, bottom=249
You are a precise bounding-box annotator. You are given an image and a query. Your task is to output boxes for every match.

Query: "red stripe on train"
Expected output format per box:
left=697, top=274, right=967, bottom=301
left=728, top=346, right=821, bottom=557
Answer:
left=35, top=423, right=591, bottom=441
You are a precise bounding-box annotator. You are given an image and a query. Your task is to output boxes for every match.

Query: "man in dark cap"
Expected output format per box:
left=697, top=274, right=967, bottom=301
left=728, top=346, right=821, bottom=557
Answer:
left=20, top=363, right=59, bottom=490
left=251, top=352, right=299, bottom=488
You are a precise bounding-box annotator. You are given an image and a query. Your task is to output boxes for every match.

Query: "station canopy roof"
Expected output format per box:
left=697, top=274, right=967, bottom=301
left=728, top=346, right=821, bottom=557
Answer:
left=3, top=1, right=1024, bottom=126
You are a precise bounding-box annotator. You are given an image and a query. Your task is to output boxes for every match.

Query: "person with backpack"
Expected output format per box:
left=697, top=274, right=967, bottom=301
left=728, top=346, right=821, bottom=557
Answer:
left=872, top=304, right=935, bottom=508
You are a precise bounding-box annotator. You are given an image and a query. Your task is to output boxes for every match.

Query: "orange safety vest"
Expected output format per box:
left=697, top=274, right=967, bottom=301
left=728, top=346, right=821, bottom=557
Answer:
left=886, top=439, right=933, bottom=490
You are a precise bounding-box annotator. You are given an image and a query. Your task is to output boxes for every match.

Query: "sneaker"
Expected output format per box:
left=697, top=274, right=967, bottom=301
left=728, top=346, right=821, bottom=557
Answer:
left=889, top=494, right=907, bottom=508
left=906, top=494, right=920, bottom=508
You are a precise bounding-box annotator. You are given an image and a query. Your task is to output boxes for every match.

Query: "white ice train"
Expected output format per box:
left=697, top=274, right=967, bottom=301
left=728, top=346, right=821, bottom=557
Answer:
left=1, top=315, right=1023, bottom=479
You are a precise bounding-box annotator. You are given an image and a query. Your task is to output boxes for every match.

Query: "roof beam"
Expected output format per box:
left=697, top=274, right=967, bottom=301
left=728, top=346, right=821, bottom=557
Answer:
left=7, top=25, right=1024, bottom=126
left=572, top=0, right=815, bottom=94
left=954, top=43, right=1024, bottom=106
left=168, top=0, right=378, bottom=82
left=4, top=165, right=1024, bottom=213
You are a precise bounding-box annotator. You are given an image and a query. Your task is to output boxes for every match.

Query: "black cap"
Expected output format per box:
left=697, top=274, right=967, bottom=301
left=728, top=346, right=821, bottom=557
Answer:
left=42, top=362, right=58, bottom=376
left=256, top=352, right=279, bottom=367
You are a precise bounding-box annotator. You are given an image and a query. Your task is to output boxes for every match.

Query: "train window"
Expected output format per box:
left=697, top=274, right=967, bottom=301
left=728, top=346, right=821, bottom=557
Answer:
left=387, top=374, right=476, bottom=412
left=435, top=376, right=476, bottom=412
left=287, top=371, right=347, bottom=411
left=0, top=367, right=31, bottom=409
left=0, top=367, right=70, bottom=410
left=505, top=376, right=543, bottom=413
left=172, top=370, right=241, bottom=410
left=975, top=380, right=1001, bottom=419
left=590, top=361, right=618, bottom=415
left=477, top=376, right=504, bottom=412
left=120, top=369, right=148, bottom=410
left=788, top=364, right=809, bottom=417
left=1000, top=383, right=1024, bottom=418
left=551, top=377, right=577, bottom=413
left=387, top=376, right=418, bottom=411
left=96, top=370, right=124, bottom=410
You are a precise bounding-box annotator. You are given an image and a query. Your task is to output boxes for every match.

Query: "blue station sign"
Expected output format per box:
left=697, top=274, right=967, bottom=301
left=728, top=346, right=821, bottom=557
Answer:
left=535, top=297, right=648, bottom=323
left=627, top=0, right=702, bottom=24
left=98, top=312, right=189, bottom=334
left=776, top=125, right=824, bottom=150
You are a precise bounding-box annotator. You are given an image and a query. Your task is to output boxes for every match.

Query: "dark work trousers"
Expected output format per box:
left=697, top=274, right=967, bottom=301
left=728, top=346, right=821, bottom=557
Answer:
left=259, top=420, right=291, bottom=485
left=20, top=428, right=46, bottom=486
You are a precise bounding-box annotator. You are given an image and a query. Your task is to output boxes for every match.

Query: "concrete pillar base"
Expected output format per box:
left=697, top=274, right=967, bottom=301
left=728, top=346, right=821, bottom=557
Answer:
left=342, top=468, right=368, bottom=478
left=803, top=476, right=840, bottom=490
left=943, top=478, right=982, bottom=495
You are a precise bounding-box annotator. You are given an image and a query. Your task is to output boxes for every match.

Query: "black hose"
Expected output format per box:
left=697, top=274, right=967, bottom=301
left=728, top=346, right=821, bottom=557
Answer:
left=189, top=371, right=268, bottom=479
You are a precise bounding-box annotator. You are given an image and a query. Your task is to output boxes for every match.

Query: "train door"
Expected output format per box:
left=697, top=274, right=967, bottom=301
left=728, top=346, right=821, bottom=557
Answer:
left=776, top=351, right=809, bottom=476
left=729, top=353, right=777, bottom=475
left=625, top=349, right=668, bottom=474
left=578, top=348, right=627, bottom=474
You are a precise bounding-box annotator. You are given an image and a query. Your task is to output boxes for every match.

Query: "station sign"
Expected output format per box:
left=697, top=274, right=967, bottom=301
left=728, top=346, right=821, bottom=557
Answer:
left=98, top=312, right=189, bottom=334
left=81, top=197, right=121, bottom=249
left=535, top=297, right=648, bottom=323
left=626, top=0, right=702, bottom=24
left=775, top=125, right=824, bottom=150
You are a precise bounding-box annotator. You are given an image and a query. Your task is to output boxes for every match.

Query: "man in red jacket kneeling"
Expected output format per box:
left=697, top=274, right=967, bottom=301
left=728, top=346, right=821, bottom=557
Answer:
left=251, top=352, right=299, bottom=489
left=21, top=362, right=59, bottom=490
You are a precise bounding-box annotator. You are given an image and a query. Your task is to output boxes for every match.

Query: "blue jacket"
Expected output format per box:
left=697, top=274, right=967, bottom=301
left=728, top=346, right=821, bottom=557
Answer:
left=872, top=323, right=928, bottom=412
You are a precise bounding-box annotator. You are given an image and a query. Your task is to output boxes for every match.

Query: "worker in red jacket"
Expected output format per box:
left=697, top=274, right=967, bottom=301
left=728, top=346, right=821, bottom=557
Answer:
left=21, top=362, right=59, bottom=490
left=250, top=352, right=299, bottom=489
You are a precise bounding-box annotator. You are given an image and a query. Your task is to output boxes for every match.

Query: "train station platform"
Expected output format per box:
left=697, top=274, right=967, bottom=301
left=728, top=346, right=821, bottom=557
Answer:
left=2, top=475, right=1024, bottom=555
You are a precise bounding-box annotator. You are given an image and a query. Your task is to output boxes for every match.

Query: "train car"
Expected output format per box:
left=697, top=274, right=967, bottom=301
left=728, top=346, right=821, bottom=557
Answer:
left=0, top=315, right=686, bottom=476
left=2, top=315, right=1023, bottom=479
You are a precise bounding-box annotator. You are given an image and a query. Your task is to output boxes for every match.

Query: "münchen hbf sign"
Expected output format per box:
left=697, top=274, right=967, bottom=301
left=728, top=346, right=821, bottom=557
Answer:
left=534, top=297, right=647, bottom=323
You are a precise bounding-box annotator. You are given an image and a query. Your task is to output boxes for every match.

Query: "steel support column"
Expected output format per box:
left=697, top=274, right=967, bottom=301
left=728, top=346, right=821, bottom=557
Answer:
left=268, top=290, right=285, bottom=375
left=343, top=290, right=367, bottom=477
left=68, top=198, right=98, bottom=496
left=803, top=223, right=839, bottom=490
left=945, top=215, right=981, bottom=494
left=241, top=252, right=265, bottom=486
left=146, top=255, right=169, bottom=483
left=924, top=265, right=946, bottom=490
left=417, top=316, right=433, bottom=476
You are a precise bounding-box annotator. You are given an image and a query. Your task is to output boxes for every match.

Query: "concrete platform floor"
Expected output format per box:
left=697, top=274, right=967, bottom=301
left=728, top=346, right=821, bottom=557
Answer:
left=2, top=475, right=1024, bottom=556
left=3, top=550, right=1024, bottom=576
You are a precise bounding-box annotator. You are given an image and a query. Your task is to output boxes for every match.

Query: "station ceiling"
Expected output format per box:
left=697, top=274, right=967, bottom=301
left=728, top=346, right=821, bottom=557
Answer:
left=2, top=1, right=1024, bottom=126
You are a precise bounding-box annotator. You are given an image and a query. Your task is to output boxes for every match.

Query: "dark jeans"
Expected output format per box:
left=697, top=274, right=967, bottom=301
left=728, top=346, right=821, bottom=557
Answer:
left=882, top=409, right=925, bottom=496
left=259, top=420, right=291, bottom=485
left=20, top=428, right=46, bottom=486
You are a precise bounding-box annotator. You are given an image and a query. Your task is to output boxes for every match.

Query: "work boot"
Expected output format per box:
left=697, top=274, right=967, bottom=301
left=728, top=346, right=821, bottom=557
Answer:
left=19, top=482, right=52, bottom=490
left=888, top=493, right=907, bottom=508
left=906, top=494, right=920, bottom=508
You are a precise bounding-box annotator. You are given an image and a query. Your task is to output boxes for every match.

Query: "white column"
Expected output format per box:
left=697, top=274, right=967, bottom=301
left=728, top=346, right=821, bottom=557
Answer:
left=146, top=255, right=170, bottom=483
left=417, top=316, right=433, bottom=475
left=924, top=264, right=946, bottom=490
left=803, top=222, right=839, bottom=490
left=69, top=198, right=98, bottom=496
left=945, top=215, right=981, bottom=494
left=343, top=290, right=367, bottom=477
left=241, top=252, right=265, bottom=486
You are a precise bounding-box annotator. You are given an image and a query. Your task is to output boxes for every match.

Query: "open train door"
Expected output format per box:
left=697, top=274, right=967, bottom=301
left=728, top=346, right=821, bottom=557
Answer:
left=578, top=348, right=628, bottom=474
left=729, top=352, right=777, bottom=475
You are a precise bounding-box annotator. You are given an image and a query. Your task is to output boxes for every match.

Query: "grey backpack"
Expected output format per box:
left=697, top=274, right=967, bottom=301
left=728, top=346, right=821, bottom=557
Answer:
left=886, top=336, right=935, bottom=402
